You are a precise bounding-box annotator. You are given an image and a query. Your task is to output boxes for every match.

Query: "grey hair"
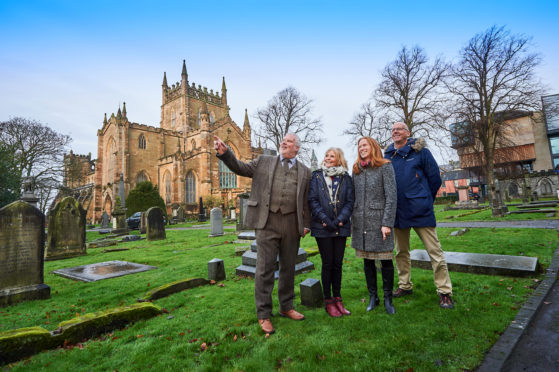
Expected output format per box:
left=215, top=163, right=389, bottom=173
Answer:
left=286, top=132, right=302, bottom=147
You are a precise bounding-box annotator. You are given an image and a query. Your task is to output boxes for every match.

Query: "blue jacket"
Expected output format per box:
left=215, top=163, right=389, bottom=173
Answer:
left=308, top=170, right=354, bottom=237
left=384, top=138, right=441, bottom=228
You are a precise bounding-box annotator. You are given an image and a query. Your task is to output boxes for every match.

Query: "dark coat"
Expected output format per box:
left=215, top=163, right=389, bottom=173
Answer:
left=384, top=138, right=441, bottom=228
left=217, top=148, right=311, bottom=236
left=308, top=170, right=354, bottom=238
left=351, top=163, right=397, bottom=253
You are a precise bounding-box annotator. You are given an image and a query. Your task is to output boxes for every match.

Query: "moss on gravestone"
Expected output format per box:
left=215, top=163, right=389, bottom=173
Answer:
left=0, top=326, right=55, bottom=365
left=140, top=278, right=209, bottom=301
left=53, top=302, right=162, bottom=344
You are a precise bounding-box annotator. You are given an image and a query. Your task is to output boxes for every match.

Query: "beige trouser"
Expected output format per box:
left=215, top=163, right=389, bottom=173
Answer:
left=394, top=227, right=452, bottom=295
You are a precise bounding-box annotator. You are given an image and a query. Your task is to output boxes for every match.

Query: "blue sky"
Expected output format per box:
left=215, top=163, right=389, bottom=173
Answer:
left=1, top=0, right=558, bottom=163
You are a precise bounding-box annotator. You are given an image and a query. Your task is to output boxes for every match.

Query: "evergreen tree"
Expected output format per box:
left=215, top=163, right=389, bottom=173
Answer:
left=125, top=181, right=166, bottom=217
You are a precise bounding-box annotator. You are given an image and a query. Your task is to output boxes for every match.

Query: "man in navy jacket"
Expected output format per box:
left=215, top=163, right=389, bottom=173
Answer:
left=384, top=122, right=454, bottom=309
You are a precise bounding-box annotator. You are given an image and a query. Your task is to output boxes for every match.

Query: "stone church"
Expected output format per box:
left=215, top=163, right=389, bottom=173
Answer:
left=64, top=60, right=265, bottom=223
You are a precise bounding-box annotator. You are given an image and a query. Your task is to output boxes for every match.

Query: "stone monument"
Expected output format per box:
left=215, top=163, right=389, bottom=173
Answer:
left=146, top=207, right=166, bottom=241
left=175, top=205, right=185, bottom=223
left=45, top=196, right=87, bottom=261
left=236, top=192, right=250, bottom=231
left=111, top=196, right=128, bottom=234
left=0, top=200, right=50, bottom=307
left=236, top=240, right=314, bottom=278
left=139, top=211, right=147, bottom=234
left=209, top=207, right=224, bottom=237
left=198, top=197, right=206, bottom=222
left=100, top=211, right=110, bottom=228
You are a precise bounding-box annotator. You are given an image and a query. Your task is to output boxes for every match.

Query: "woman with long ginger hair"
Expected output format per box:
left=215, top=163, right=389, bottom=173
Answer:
left=351, top=137, right=398, bottom=314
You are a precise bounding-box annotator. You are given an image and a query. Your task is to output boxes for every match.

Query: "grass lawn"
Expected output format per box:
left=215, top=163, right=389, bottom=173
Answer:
left=1, top=225, right=557, bottom=371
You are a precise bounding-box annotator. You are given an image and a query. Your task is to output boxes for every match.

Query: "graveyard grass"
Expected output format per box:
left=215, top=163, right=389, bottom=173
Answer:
left=1, top=226, right=557, bottom=371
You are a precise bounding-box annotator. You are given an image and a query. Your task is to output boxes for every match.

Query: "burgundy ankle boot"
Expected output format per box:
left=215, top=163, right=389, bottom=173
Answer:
left=324, top=298, right=342, bottom=317
left=334, top=297, right=351, bottom=315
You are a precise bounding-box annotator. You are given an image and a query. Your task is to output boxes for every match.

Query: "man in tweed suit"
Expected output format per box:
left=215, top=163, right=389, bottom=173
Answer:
left=214, top=133, right=311, bottom=334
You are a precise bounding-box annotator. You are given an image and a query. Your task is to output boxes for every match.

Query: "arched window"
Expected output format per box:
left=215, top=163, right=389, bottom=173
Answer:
left=508, top=182, right=519, bottom=197
left=138, top=134, right=146, bottom=149
left=540, top=179, right=553, bottom=195
left=197, top=108, right=202, bottom=127
left=164, top=172, right=171, bottom=204
left=185, top=171, right=196, bottom=204
left=171, top=111, right=176, bottom=128
left=209, top=112, right=215, bottom=124
left=219, top=159, right=237, bottom=189
left=136, top=171, right=148, bottom=185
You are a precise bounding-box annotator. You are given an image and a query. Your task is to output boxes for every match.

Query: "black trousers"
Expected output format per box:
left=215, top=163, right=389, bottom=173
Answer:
left=316, top=236, right=347, bottom=298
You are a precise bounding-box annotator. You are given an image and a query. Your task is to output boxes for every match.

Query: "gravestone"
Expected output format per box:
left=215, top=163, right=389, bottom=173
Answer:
left=198, top=197, right=206, bottom=222
left=100, top=211, right=110, bottom=228
left=208, top=258, right=226, bottom=281
left=236, top=239, right=314, bottom=278
left=45, top=197, right=87, bottom=261
left=111, top=196, right=128, bottom=234
left=175, top=206, right=185, bottom=222
left=209, top=207, right=224, bottom=237
left=139, top=212, right=147, bottom=234
left=146, top=207, right=166, bottom=241
left=236, top=192, right=250, bottom=231
left=300, top=278, right=324, bottom=307
left=410, top=250, right=538, bottom=277
left=52, top=260, right=157, bottom=282
left=0, top=200, right=50, bottom=307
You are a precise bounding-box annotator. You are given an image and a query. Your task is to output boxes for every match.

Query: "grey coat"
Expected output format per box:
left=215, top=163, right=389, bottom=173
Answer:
left=351, top=163, right=397, bottom=253
left=217, top=148, right=311, bottom=236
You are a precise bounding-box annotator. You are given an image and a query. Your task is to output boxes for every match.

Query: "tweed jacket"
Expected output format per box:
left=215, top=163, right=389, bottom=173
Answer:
left=351, top=162, right=397, bottom=253
left=217, top=148, right=311, bottom=236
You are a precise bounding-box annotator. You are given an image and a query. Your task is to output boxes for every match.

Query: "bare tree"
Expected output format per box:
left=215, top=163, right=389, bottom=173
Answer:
left=448, top=26, right=543, bottom=214
left=343, top=102, right=393, bottom=148
left=254, top=86, right=323, bottom=161
left=375, top=46, right=450, bottom=140
left=0, top=117, right=72, bottom=213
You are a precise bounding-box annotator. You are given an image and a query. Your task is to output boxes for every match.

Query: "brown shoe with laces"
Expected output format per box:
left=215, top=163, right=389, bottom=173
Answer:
left=258, top=318, right=275, bottom=334
left=279, top=309, right=305, bottom=320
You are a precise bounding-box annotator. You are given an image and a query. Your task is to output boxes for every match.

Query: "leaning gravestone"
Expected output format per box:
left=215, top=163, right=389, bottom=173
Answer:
left=45, top=197, right=87, bottom=261
left=175, top=206, right=185, bottom=223
left=0, top=200, right=50, bottom=307
left=146, top=207, right=166, bottom=241
left=209, top=207, right=224, bottom=237
left=100, top=211, right=110, bottom=228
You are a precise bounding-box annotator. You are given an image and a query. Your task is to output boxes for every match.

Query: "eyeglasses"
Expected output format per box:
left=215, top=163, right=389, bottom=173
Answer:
left=392, top=127, right=408, bottom=132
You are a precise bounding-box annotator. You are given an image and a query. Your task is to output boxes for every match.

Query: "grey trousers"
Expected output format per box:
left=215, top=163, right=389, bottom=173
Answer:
left=254, top=211, right=300, bottom=319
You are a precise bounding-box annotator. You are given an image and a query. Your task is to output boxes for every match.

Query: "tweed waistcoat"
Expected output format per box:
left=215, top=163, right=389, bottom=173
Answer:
left=269, top=160, right=298, bottom=214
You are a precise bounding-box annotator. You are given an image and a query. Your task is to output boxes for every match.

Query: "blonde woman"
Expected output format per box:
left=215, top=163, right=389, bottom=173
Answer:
left=308, top=148, right=354, bottom=317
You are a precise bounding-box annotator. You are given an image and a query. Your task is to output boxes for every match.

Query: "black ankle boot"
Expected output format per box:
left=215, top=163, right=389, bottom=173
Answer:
left=381, top=265, right=396, bottom=315
left=364, top=260, right=379, bottom=312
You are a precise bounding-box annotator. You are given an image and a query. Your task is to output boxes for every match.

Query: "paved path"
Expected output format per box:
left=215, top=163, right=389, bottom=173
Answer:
left=502, top=278, right=559, bottom=371
left=438, top=220, right=559, bottom=229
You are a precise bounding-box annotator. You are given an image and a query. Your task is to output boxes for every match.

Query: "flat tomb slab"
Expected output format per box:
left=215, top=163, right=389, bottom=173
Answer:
left=410, top=250, right=538, bottom=277
left=509, top=209, right=556, bottom=214
left=52, top=260, right=158, bottom=282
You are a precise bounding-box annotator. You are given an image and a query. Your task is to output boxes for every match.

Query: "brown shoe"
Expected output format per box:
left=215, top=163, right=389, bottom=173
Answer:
left=258, top=318, right=275, bottom=334
left=279, top=309, right=305, bottom=320
left=393, top=288, right=413, bottom=298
